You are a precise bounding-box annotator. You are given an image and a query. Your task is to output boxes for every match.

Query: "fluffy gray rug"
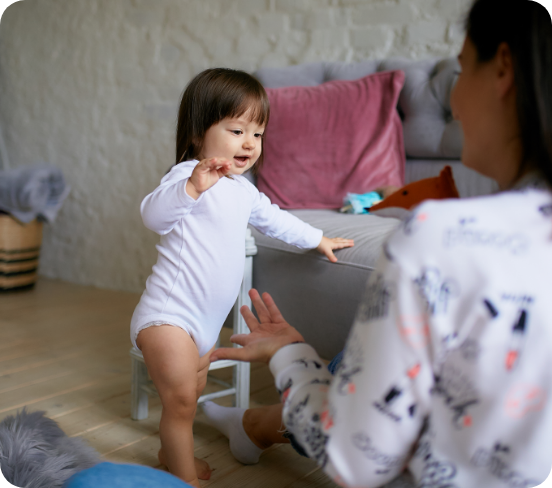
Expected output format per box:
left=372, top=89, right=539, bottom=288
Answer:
left=0, top=409, right=100, bottom=487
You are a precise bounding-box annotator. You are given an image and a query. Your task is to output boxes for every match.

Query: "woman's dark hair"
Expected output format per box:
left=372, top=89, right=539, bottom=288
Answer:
left=466, top=0, right=552, bottom=186
left=175, top=68, right=270, bottom=175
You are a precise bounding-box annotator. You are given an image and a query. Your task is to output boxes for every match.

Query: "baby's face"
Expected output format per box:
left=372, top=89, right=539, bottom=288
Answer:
left=201, top=112, right=264, bottom=176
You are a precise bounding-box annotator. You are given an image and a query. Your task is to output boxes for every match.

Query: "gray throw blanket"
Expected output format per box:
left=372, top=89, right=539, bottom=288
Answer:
left=0, top=409, right=100, bottom=487
left=0, top=164, right=70, bottom=223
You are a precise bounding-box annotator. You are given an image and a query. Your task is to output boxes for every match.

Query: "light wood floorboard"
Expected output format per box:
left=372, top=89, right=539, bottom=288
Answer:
left=0, top=279, right=338, bottom=487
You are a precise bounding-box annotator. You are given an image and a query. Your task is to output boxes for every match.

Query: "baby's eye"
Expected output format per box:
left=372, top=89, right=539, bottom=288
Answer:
left=231, top=130, right=243, bottom=135
left=255, top=133, right=263, bottom=138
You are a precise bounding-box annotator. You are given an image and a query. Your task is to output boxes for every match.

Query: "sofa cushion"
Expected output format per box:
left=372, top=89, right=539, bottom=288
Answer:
left=257, top=70, right=406, bottom=209
left=380, top=58, right=463, bottom=159
left=249, top=210, right=400, bottom=359
left=255, top=57, right=464, bottom=160
left=255, top=60, right=380, bottom=87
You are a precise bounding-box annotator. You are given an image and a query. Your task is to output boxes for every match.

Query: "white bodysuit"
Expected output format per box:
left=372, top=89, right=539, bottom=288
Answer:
left=130, top=161, right=323, bottom=356
left=270, top=185, right=552, bottom=487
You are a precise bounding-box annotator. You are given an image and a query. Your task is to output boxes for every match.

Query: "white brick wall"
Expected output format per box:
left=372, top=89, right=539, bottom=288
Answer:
left=0, top=0, right=472, bottom=292
left=352, top=4, right=415, bottom=26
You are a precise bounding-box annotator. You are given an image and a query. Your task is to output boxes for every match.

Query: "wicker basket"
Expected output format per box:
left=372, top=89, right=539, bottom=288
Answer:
left=0, top=214, right=43, bottom=290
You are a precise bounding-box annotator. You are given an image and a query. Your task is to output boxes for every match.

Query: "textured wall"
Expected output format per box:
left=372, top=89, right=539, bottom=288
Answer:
left=0, top=0, right=471, bottom=292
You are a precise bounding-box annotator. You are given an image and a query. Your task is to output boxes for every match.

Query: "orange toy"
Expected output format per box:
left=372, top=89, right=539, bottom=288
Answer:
left=370, top=165, right=460, bottom=212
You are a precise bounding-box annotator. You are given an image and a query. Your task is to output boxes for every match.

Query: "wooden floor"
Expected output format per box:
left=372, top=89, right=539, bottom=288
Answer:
left=0, top=279, right=337, bottom=487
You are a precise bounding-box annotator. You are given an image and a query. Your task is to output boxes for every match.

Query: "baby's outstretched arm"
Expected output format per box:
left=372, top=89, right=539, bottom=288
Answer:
left=316, top=236, right=354, bottom=263
left=247, top=189, right=354, bottom=259
left=186, top=157, right=232, bottom=200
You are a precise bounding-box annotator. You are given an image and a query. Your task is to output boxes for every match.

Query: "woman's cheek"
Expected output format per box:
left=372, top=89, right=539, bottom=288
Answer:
left=450, top=78, right=462, bottom=121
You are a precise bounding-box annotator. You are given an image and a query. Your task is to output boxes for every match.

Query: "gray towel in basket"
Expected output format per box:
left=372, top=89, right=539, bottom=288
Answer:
left=0, top=164, right=70, bottom=223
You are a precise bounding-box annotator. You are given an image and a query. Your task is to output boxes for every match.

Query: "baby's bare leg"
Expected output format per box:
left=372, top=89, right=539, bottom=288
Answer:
left=193, top=345, right=216, bottom=479
left=137, top=326, right=205, bottom=487
left=158, top=344, right=216, bottom=481
left=196, top=344, right=215, bottom=398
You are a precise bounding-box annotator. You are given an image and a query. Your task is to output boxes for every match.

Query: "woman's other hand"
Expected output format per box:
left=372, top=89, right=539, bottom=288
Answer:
left=316, top=236, right=354, bottom=263
left=186, top=157, right=232, bottom=199
left=210, top=289, right=305, bottom=364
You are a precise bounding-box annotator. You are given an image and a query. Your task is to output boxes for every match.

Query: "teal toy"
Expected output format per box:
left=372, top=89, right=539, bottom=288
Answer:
left=340, top=192, right=383, bottom=214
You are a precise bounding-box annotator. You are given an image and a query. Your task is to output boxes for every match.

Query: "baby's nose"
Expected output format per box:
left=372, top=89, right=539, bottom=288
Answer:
left=243, top=137, right=255, bottom=149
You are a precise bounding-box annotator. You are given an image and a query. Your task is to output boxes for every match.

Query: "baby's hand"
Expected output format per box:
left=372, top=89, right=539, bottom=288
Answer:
left=186, top=157, right=232, bottom=200
left=316, top=236, right=354, bottom=263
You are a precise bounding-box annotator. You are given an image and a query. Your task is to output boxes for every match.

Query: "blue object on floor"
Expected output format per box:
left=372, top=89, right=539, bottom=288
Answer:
left=341, top=192, right=383, bottom=214
left=63, top=462, right=192, bottom=488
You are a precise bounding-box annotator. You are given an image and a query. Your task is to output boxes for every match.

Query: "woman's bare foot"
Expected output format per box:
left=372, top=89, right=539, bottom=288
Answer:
left=158, top=449, right=212, bottom=480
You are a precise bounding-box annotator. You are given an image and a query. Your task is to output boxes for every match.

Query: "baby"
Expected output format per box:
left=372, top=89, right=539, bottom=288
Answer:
left=130, top=68, right=354, bottom=486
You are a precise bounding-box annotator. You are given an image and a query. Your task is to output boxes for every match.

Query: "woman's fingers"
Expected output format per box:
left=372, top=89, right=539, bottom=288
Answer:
left=244, top=289, right=289, bottom=327
left=248, top=289, right=271, bottom=323
left=239, top=305, right=259, bottom=332
left=229, top=333, right=250, bottom=346
left=260, top=292, right=287, bottom=323
left=248, top=289, right=287, bottom=324
left=210, top=346, right=252, bottom=363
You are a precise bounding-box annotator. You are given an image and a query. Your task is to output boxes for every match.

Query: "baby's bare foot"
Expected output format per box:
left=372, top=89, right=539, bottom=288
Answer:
left=195, top=457, right=212, bottom=480
left=158, top=449, right=212, bottom=480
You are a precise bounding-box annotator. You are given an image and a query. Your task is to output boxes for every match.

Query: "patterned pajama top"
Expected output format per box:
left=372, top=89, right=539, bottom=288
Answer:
left=270, top=183, right=552, bottom=488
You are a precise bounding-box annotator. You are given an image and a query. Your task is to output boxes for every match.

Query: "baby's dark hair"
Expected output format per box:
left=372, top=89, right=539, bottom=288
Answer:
left=175, top=68, right=270, bottom=175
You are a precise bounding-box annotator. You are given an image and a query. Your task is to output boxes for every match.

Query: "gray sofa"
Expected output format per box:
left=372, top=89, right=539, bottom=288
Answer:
left=239, top=58, right=498, bottom=360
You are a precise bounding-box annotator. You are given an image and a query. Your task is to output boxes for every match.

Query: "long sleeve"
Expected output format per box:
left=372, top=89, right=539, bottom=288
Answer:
left=246, top=183, right=323, bottom=249
left=269, top=240, right=434, bottom=487
left=140, top=163, right=204, bottom=235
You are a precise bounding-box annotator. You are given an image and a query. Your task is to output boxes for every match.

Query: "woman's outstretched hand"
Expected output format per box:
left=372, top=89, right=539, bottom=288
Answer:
left=186, top=157, right=232, bottom=200
left=210, top=289, right=305, bottom=364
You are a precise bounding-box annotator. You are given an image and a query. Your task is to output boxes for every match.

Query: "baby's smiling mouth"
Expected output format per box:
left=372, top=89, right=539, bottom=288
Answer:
left=234, top=156, right=250, bottom=166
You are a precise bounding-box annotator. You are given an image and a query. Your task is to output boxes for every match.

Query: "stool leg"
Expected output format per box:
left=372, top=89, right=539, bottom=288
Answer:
left=131, top=357, right=150, bottom=420
left=232, top=254, right=253, bottom=408
left=234, top=361, right=250, bottom=409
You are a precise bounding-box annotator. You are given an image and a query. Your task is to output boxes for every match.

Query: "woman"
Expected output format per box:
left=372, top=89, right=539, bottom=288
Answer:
left=209, top=0, right=552, bottom=486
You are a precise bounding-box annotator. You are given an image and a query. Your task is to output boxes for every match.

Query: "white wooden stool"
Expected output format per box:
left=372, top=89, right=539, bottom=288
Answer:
left=130, top=229, right=257, bottom=421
